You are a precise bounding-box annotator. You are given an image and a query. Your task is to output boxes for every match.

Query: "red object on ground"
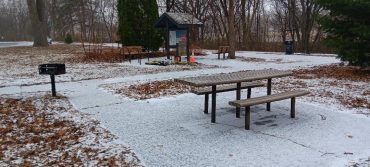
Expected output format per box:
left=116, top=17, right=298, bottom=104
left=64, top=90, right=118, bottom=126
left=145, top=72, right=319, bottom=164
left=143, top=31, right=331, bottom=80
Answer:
left=191, top=50, right=195, bottom=63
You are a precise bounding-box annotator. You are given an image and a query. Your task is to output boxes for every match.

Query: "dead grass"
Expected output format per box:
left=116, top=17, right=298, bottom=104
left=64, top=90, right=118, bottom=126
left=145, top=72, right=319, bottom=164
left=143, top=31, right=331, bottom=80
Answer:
left=77, top=48, right=172, bottom=63
left=0, top=44, right=83, bottom=66
left=0, top=44, right=82, bottom=56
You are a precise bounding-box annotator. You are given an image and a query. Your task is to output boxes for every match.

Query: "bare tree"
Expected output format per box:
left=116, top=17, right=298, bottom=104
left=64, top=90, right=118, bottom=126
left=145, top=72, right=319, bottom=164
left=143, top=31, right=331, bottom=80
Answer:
left=0, top=1, right=31, bottom=41
left=271, top=0, right=322, bottom=54
left=98, top=0, right=117, bottom=43
left=241, top=0, right=260, bottom=49
left=26, top=0, right=48, bottom=46
left=166, top=0, right=175, bottom=12
left=228, top=0, right=236, bottom=58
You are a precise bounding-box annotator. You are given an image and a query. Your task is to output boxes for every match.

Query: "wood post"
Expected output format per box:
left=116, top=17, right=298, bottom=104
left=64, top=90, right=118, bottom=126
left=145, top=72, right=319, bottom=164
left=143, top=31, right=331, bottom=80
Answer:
left=166, top=20, right=170, bottom=59
left=245, top=106, right=250, bottom=130
left=267, top=78, right=272, bottom=111
left=186, top=28, right=190, bottom=64
left=247, top=88, right=251, bottom=99
left=211, top=85, right=216, bottom=123
left=204, top=93, right=209, bottom=114
left=291, top=97, right=296, bottom=118
left=236, top=83, right=241, bottom=118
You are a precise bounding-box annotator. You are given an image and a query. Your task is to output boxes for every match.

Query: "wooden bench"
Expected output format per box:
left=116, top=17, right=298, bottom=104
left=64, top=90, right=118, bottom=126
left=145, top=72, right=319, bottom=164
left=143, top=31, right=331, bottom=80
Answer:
left=192, top=82, right=264, bottom=114
left=121, top=46, right=149, bottom=64
left=215, top=46, right=229, bottom=59
left=229, top=90, right=310, bottom=130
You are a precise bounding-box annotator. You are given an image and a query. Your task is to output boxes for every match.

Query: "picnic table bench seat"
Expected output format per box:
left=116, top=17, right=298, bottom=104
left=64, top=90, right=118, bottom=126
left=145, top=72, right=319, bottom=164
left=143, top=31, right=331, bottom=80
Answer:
left=121, top=46, right=151, bottom=64
left=192, top=82, right=264, bottom=114
left=212, top=46, right=229, bottom=59
left=229, top=90, right=310, bottom=130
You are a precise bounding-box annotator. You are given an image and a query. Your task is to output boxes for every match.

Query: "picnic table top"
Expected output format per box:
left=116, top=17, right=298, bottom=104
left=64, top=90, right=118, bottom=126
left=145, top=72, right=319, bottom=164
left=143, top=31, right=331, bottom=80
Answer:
left=175, top=69, right=292, bottom=87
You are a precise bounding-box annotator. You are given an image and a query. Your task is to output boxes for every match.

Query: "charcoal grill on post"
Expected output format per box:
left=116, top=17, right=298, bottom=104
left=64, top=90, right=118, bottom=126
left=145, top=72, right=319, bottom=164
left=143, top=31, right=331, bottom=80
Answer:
left=38, top=64, right=66, bottom=96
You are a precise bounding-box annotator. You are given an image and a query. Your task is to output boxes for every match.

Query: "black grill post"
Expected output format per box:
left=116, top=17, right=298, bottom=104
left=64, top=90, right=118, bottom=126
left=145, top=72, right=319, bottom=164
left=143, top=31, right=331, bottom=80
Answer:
left=39, top=64, right=66, bottom=97
left=50, top=74, right=56, bottom=96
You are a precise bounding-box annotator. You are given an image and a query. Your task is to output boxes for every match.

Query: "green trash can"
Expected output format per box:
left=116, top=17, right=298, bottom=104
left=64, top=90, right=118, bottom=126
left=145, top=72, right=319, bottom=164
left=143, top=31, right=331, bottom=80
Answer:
left=284, top=41, right=294, bottom=55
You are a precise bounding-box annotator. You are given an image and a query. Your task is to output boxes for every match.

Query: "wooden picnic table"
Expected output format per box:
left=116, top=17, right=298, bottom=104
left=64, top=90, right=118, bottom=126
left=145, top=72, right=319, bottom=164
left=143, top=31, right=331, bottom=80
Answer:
left=175, top=70, right=292, bottom=123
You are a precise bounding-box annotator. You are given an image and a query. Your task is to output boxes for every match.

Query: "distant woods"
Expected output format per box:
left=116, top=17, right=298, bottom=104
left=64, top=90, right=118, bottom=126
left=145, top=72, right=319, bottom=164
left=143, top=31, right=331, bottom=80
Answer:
left=0, top=1, right=30, bottom=41
left=0, top=0, right=338, bottom=53
left=159, top=0, right=329, bottom=53
left=0, top=0, right=117, bottom=45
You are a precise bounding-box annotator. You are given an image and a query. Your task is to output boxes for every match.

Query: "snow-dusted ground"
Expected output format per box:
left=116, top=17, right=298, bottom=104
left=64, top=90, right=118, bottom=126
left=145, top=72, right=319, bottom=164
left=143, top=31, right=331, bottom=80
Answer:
left=1, top=49, right=370, bottom=166
left=0, top=44, right=216, bottom=87
left=0, top=41, right=33, bottom=48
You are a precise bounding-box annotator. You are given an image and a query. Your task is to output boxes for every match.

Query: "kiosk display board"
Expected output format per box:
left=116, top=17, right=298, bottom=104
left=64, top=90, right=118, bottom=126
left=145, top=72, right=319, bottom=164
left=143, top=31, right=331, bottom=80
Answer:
left=169, top=30, right=187, bottom=47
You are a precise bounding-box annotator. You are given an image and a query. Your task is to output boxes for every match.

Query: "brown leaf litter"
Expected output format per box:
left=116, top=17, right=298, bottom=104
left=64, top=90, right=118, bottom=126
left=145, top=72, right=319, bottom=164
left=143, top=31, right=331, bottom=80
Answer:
left=0, top=94, right=142, bottom=166
left=275, top=64, right=369, bottom=110
left=114, top=80, right=192, bottom=100
left=293, top=64, right=370, bottom=82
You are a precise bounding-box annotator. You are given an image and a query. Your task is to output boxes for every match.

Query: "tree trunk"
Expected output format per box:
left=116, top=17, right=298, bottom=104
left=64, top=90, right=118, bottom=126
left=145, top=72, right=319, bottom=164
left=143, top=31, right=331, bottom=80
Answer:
left=26, top=0, right=48, bottom=47
left=241, top=0, right=247, bottom=49
left=79, top=0, right=86, bottom=51
left=228, top=0, right=236, bottom=59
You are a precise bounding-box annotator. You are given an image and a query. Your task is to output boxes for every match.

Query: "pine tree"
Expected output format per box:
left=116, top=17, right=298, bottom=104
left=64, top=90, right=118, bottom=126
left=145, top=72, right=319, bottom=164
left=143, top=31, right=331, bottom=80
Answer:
left=117, top=0, right=163, bottom=51
left=142, top=0, right=163, bottom=51
left=64, top=34, right=73, bottom=44
left=117, top=0, right=142, bottom=46
left=316, top=0, right=370, bottom=67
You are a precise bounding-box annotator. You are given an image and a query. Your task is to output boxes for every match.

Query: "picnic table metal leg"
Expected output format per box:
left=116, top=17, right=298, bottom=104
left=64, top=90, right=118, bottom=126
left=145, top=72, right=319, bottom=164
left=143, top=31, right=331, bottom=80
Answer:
left=245, top=106, right=250, bottom=130
left=236, top=83, right=241, bottom=118
left=204, top=93, right=209, bottom=114
left=291, top=97, right=296, bottom=118
left=211, top=85, right=216, bottom=123
left=223, top=52, right=226, bottom=59
left=218, top=53, right=220, bottom=59
left=267, top=78, right=272, bottom=111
